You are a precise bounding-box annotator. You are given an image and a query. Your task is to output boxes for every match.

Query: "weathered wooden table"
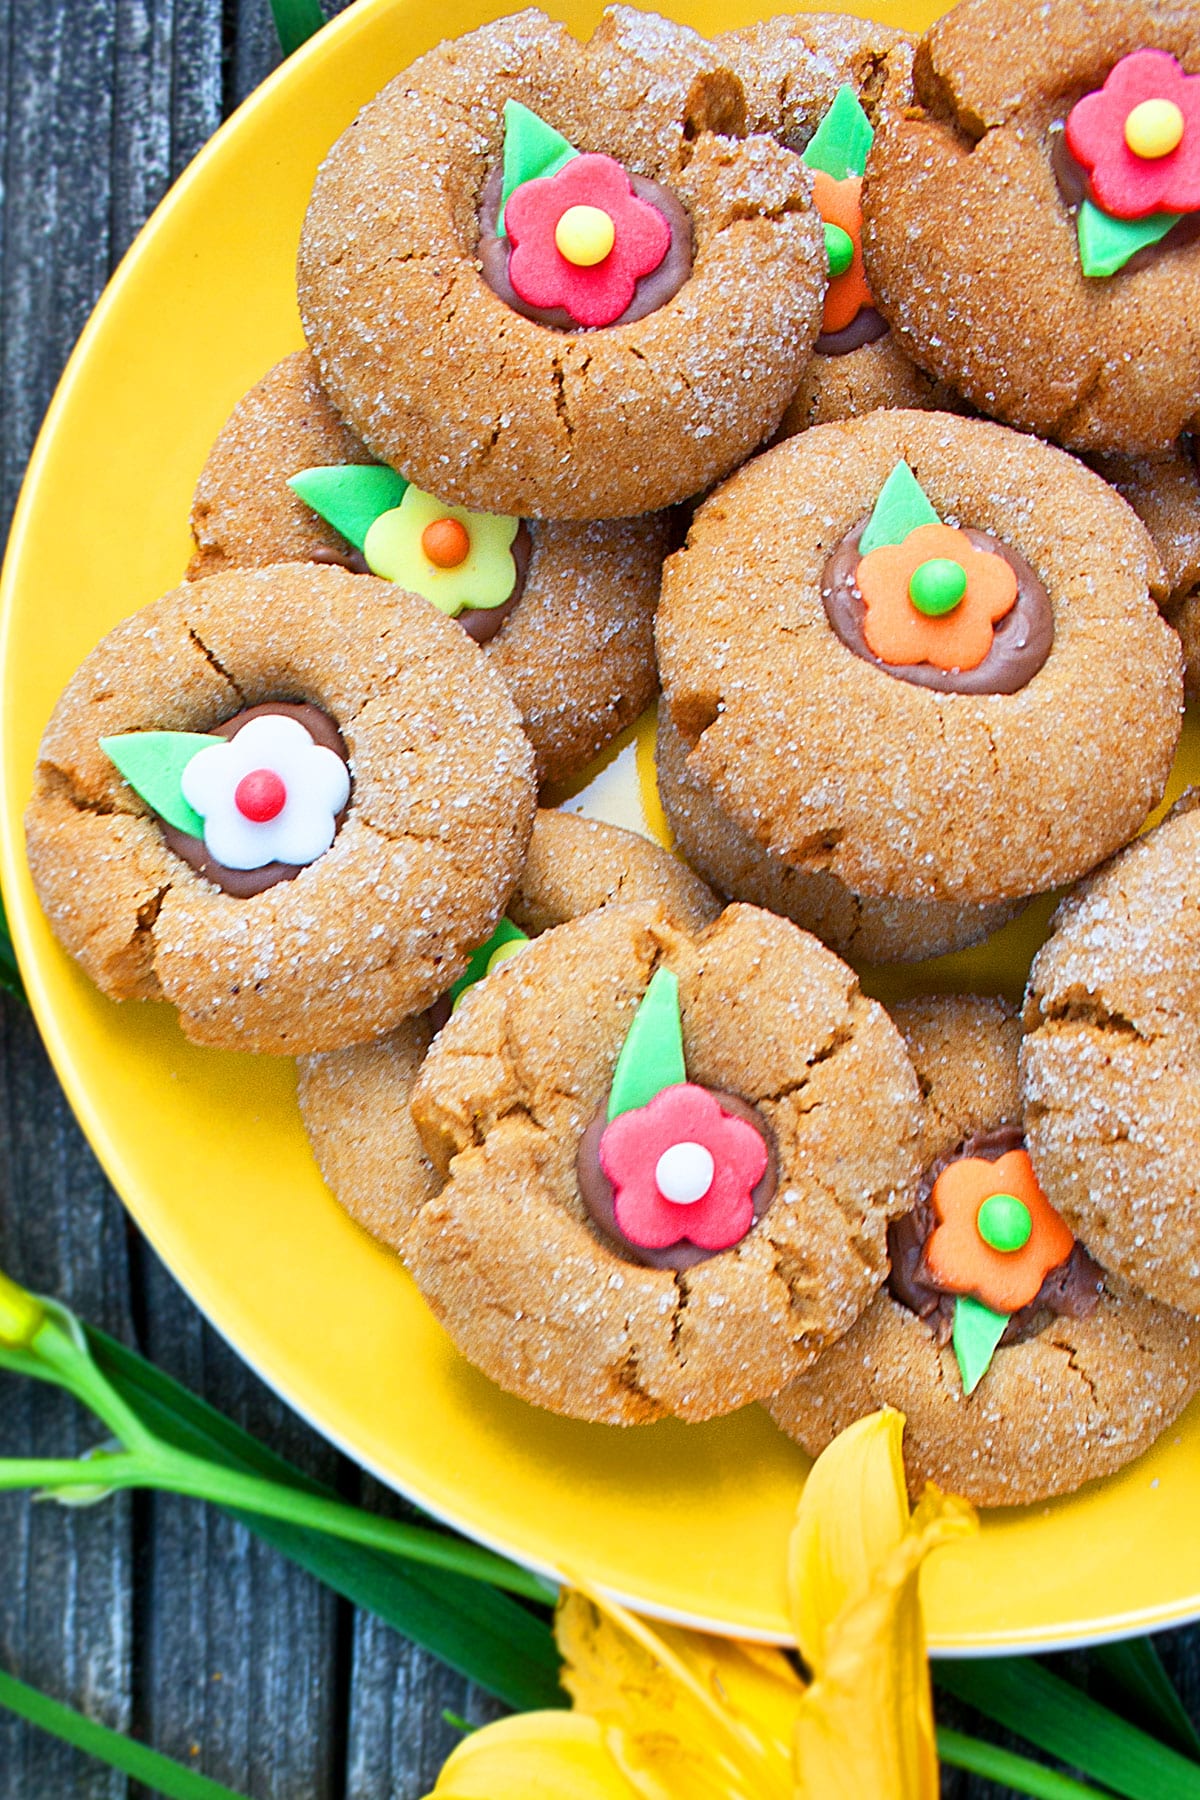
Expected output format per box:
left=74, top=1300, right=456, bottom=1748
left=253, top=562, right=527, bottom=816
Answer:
left=2, top=5, right=1198, bottom=1796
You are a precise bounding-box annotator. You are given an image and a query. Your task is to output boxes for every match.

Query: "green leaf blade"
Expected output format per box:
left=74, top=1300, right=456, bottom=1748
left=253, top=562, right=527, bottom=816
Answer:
left=0, top=1668, right=251, bottom=1800
left=86, top=1328, right=563, bottom=1711
left=269, top=0, right=325, bottom=58
left=802, top=83, right=874, bottom=180
left=857, top=460, right=940, bottom=554
left=497, top=99, right=579, bottom=237
left=607, top=966, right=686, bottom=1121
left=951, top=1293, right=1009, bottom=1395
left=1077, top=200, right=1179, bottom=278
left=100, top=733, right=221, bottom=836
left=1091, top=1639, right=1200, bottom=1762
left=448, top=917, right=530, bottom=1010
left=937, top=1656, right=1200, bottom=1800
left=288, top=464, right=409, bottom=552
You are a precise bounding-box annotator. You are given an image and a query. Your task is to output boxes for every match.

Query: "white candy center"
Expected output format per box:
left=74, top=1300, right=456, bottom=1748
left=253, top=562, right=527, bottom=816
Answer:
left=654, top=1141, right=715, bottom=1206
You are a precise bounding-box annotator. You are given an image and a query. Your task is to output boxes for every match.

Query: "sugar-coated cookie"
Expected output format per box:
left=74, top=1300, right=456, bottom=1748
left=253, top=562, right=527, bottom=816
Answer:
left=863, top=0, right=1200, bottom=455
left=26, top=565, right=535, bottom=1053
left=716, top=14, right=958, bottom=432
left=769, top=995, right=1200, bottom=1505
left=655, top=712, right=1018, bottom=962
left=188, top=352, right=666, bottom=787
left=1091, top=440, right=1200, bottom=701
left=298, top=810, right=719, bottom=1251
left=656, top=410, right=1181, bottom=907
left=400, top=900, right=921, bottom=1424
left=297, top=8, right=826, bottom=519
left=1022, top=790, right=1200, bottom=1314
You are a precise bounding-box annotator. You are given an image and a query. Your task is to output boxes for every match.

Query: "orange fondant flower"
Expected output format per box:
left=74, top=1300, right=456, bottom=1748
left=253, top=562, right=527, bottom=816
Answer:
left=855, top=522, right=1017, bottom=672
left=924, top=1148, right=1075, bottom=1315
left=812, top=169, right=873, bottom=334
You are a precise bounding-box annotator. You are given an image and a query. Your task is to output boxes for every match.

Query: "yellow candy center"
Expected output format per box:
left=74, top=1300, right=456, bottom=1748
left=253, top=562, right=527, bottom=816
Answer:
left=486, top=939, right=526, bottom=975
left=1124, top=97, right=1185, bottom=160
left=554, top=204, right=616, bottom=267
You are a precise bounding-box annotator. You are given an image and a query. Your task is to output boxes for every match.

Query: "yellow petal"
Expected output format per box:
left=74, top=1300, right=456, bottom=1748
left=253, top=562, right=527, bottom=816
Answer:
left=793, top=1484, right=977, bottom=1800
left=557, top=1587, right=798, bottom=1800
left=0, top=1270, right=45, bottom=1349
left=424, top=1710, right=638, bottom=1800
left=788, top=1408, right=910, bottom=1675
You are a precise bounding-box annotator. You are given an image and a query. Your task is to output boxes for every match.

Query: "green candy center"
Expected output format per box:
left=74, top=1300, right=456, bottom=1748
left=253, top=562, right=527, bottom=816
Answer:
left=908, top=557, right=967, bottom=616
left=824, top=221, right=854, bottom=278
left=976, top=1192, right=1032, bottom=1254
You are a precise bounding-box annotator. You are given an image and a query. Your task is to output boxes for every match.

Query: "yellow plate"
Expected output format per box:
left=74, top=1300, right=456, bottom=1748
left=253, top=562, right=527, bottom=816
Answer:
left=4, top=0, right=1200, bottom=1651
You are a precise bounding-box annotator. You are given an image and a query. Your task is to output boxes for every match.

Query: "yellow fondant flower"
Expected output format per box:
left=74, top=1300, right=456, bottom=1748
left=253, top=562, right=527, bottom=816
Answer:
left=421, top=1410, right=977, bottom=1800
left=363, top=485, right=519, bottom=616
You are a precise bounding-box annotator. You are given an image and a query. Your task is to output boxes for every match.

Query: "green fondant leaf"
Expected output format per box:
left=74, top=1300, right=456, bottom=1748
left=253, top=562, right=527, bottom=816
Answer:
left=448, top=917, right=530, bottom=1010
left=802, top=84, right=874, bottom=181
left=857, top=460, right=941, bottom=554
left=288, top=465, right=409, bottom=552
left=1076, top=198, right=1180, bottom=279
left=497, top=99, right=579, bottom=238
left=607, top=966, right=686, bottom=1122
left=951, top=1294, right=1009, bottom=1396
left=101, top=732, right=224, bottom=837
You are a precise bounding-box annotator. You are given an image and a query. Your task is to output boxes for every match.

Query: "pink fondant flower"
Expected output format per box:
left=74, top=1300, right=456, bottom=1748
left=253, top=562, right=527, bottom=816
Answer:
left=598, top=1083, right=768, bottom=1253
left=505, top=153, right=671, bottom=329
left=1065, top=48, right=1200, bottom=219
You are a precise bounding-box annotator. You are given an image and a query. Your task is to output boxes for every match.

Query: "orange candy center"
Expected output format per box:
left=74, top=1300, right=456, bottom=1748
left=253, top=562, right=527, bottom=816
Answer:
left=421, top=517, right=471, bottom=569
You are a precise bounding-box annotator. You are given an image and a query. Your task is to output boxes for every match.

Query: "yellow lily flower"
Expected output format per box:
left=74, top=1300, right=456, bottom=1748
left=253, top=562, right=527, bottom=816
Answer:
left=423, top=1409, right=977, bottom=1800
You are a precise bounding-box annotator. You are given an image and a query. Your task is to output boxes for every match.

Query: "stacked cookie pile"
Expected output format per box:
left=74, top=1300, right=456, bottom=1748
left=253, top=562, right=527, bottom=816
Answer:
left=25, top=0, right=1200, bottom=1504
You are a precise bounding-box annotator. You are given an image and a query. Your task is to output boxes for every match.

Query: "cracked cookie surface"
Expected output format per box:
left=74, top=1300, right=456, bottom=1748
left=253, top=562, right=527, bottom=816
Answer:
left=401, top=898, right=922, bottom=1425
left=655, top=409, right=1182, bottom=906
left=1090, top=440, right=1200, bottom=703
left=1022, top=790, right=1200, bottom=1313
left=862, top=0, right=1200, bottom=455
left=296, top=7, right=826, bottom=519
left=297, top=810, right=720, bottom=1252
left=188, top=352, right=667, bottom=786
left=25, top=564, right=536, bottom=1054
left=655, top=710, right=1019, bottom=963
left=770, top=994, right=1200, bottom=1505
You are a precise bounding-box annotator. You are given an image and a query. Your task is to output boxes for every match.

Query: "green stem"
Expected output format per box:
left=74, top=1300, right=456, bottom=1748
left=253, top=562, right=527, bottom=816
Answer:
left=937, top=1727, right=1111, bottom=1799
left=31, top=1319, right=158, bottom=1453
left=0, top=1454, right=145, bottom=1493
left=148, top=1449, right=555, bottom=1602
left=0, top=1668, right=250, bottom=1800
left=0, top=1445, right=553, bottom=1604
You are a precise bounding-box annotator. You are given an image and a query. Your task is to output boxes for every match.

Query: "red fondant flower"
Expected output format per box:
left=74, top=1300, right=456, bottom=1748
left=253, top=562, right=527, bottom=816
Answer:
left=1065, top=48, right=1200, bottom=220
left=598, top=1083, right=768, bottom=1252
left=506, top=153, right=672, bottom=330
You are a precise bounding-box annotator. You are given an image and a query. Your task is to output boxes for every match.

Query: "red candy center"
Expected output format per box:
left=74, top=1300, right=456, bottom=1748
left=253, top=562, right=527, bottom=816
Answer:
left=234, top=768, right=287, bottom=823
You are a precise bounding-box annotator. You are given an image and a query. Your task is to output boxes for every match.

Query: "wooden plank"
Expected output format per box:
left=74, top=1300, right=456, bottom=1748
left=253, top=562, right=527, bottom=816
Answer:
left=0, top=998, right=134, bottom=1800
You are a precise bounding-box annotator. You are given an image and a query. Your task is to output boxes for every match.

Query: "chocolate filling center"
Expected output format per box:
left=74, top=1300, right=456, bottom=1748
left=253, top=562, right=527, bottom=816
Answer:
left=821, top=520, right=1054, bottom=694
left=815, top=307, right=890, bottom=357
left=476, top=164, right=693, bottom=332
left=311, top=520, right=533, bottom=647
left=575, top=1088, right=777, bottom=1271
left=887, top=1125, right=1103, bottom=1347
left=160, top=701, right=350, bottom=898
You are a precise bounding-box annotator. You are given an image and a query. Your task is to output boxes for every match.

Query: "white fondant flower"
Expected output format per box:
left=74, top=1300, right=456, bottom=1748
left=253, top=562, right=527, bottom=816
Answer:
left=180, top=715, right=350, bottom=872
